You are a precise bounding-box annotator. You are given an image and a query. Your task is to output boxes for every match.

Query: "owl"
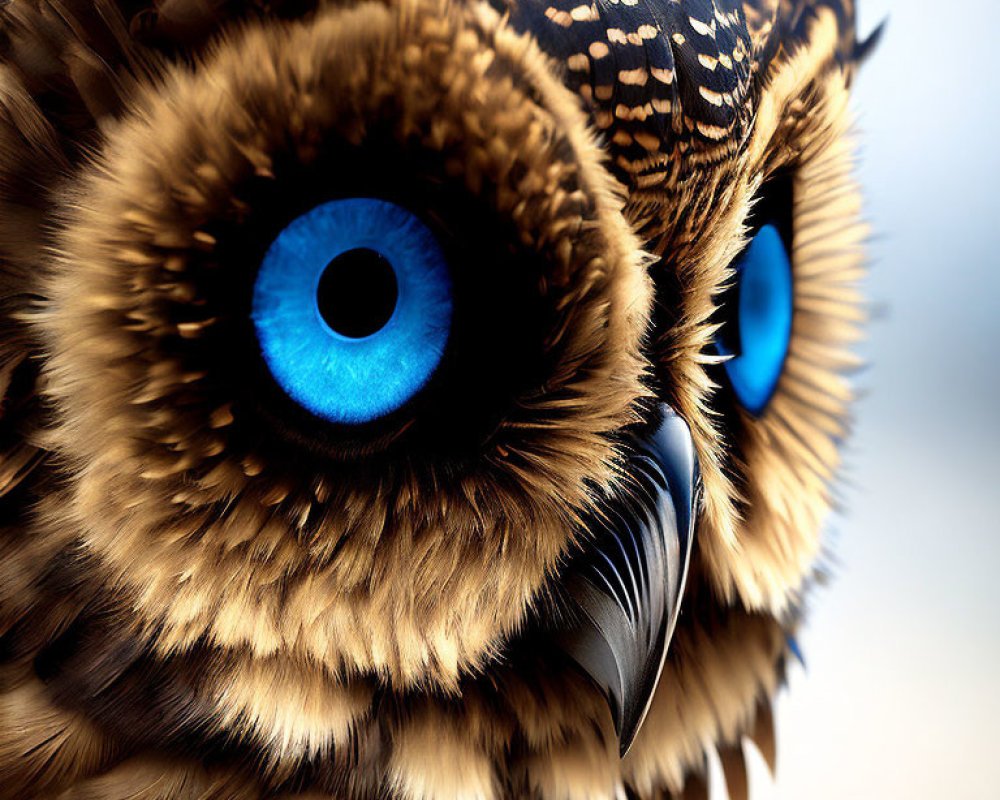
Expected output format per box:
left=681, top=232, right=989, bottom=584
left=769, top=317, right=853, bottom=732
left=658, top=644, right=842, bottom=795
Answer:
left=0, top=0, right=875, bottom=797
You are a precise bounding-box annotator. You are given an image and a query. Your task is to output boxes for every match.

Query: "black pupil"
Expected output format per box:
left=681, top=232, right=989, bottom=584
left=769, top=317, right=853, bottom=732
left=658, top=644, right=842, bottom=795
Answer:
left=316, top=248, right=399, bottom=338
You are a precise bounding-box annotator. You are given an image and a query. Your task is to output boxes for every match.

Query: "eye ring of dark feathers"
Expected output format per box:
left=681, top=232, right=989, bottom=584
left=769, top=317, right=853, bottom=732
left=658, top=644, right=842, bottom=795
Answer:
left=199, top=140, right=557, bottom=462
left=36, top=0, right=654, bottom=690
left=704, top=108, right=868, bottom=602
left=43, top=18, right=648, bottom=471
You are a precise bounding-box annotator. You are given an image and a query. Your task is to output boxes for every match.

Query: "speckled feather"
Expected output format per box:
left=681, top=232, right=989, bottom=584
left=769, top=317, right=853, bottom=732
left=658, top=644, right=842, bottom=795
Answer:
left=493, top=0, right=760, bottom=173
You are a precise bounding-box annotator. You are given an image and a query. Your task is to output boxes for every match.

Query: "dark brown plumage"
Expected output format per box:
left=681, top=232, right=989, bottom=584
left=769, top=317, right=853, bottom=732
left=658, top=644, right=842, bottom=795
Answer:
left=0, top=0, right=872, bottom=797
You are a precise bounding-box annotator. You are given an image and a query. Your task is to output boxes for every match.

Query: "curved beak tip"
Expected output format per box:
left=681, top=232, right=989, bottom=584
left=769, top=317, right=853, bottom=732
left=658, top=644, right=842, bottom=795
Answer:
left=549, top=404, right=701, bottom=758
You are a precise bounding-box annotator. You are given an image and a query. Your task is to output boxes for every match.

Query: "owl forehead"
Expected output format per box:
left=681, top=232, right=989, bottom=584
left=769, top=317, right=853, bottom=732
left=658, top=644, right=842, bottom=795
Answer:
left=496, top=0, right=856, bottom=191
left=498, top=0, right=756, bottom=172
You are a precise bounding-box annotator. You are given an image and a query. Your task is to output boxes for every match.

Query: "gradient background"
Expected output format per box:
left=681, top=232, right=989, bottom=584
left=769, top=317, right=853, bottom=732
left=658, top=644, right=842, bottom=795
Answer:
left=733, top=1, right=1000, bottom=797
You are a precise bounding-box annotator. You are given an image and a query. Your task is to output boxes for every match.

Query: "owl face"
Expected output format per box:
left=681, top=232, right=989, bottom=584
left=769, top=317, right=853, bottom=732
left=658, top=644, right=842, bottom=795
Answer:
left=0, top=0, right=871, bottom=796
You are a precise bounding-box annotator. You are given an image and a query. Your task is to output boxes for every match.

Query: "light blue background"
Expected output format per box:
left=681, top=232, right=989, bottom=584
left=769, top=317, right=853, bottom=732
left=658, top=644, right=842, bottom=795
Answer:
left=740, top=2, right=1000, bottom=797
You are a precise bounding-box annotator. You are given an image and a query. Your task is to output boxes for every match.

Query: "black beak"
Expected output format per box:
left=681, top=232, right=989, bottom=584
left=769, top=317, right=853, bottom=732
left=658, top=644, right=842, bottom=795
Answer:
left=552, top=404, right=700, bottom=756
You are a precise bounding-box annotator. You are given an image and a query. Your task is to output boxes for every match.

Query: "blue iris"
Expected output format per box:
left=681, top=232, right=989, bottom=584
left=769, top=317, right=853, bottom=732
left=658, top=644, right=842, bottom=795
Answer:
left=252, top=198, right=453, bottom=424
left=716, top=224, right=793, bottom=415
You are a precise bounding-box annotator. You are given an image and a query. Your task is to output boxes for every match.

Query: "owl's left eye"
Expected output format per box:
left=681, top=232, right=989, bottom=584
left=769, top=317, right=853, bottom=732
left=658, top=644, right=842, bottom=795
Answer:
left=251, top=198, right=453, bottom=425
left=716, top=222, right=794, bottom=416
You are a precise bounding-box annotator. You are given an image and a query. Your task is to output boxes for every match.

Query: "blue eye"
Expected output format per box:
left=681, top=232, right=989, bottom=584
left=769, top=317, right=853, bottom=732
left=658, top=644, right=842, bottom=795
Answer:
left=716, top=223, right=793, bottom=415
left=252, top=198, right=453, bottom=425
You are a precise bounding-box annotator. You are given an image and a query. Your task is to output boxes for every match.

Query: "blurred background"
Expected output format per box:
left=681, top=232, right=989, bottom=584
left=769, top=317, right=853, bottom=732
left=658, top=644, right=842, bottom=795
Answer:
left=739, top=1, right=1000, bottom=797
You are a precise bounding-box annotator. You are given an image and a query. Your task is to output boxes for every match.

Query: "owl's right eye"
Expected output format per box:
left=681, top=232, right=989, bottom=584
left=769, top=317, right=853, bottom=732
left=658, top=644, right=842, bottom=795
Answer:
left=251, top=198, right=454, bottom=426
